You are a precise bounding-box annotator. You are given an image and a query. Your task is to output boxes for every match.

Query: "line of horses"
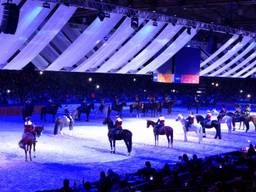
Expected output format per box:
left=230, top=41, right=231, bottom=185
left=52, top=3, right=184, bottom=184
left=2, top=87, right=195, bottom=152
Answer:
left=19, top=104, right=256, bottom=160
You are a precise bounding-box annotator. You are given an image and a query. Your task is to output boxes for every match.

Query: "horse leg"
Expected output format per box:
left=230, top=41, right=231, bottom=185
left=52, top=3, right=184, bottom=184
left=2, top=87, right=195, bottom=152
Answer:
left=24, top=146, right=28, bottom=162
left=202, top=127, right=206, bottom=137
left=29, top=145, right=32, bottom=161
left=113, top=140, right=116, bottom=154
left=197, top=128, right=202, bottom=143
left=124, top=139, right=130, bottom=155
left=109, top=139, right=113, bottom=153
left=33, top=142, right=36, bottom=158
left=183, top=128, right=188, bottom=142
left=54, top=121, right=59, bottom=135
left=166, top=134, right=170, bottom=148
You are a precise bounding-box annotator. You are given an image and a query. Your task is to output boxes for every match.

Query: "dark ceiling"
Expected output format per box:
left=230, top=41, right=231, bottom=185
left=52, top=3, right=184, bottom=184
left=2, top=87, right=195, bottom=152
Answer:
left=71, top=0, right=256, bottom=32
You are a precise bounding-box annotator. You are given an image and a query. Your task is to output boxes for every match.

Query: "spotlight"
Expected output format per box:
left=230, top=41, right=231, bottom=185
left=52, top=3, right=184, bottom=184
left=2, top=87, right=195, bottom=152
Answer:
left=98, top=11, right=105, bottom=21
left=88, top=77, right=92, bottom=82
left=42, top=1, right=50, bottom=8
left=133, top=78, right=136, bottom=82
left=39, top=71, right=44, bottom=75
left=96, top=85, right=100, bottom=89
left=131, top=17, right=139, bottom=29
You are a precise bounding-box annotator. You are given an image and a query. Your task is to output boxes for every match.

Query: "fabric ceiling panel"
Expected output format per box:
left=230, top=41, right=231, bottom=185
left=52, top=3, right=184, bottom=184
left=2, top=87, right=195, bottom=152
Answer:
left=96, top=21, right=164, bottom=73
left=209, top=41, right=255, bottom=76
left=241, top=61, right=256, bottom=78
left=46, top=14, right=122, bottom=71
left=3, top=5, right=76, bottom=70
left=0, top=1, right=52, bottom=66
left=231, top=54, right=256, bottom=77
left=62, top=24, right=81, bottom=42
left=200, top=37, right=251, bottom=76
left=32, top=54, right=49, bottom=70
left=51, top=32, right=72, bottom=52
left=40, top=44, right=60, bottom=63
left=200, top=35, right=239, bottom=68
left=117, top=24, right=182, bottom=74
left=73, top=18, right=138, bottom=72
left=137, top=28, right=197, bottom=74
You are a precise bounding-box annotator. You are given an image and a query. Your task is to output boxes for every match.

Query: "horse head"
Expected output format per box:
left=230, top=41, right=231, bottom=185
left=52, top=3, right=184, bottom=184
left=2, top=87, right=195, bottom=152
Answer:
left=146, top=120, right=153, bottom=128
left=34, top=126, right=44, bottom=137
left=176, top=114, right=183, bottom=121
left=103, top=117, right=114, bottom=130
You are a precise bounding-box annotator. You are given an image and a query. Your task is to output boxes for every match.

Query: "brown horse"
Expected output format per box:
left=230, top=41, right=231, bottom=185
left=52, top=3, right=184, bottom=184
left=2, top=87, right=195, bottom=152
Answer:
left=146, top=120, right=174, bottom=148
left=244, top=114, right=256, bottom=132
left=18, top=126, right=44, bottom=161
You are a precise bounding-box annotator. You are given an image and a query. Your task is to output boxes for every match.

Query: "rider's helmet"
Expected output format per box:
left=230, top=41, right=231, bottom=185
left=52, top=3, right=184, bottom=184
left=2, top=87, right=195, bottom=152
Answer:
left=24, top=117, right=33, bottom=126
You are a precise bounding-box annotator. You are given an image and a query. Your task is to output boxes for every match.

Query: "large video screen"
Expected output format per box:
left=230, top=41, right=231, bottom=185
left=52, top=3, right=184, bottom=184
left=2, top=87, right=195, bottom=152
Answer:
left=153, top=47, right=200, bottom=84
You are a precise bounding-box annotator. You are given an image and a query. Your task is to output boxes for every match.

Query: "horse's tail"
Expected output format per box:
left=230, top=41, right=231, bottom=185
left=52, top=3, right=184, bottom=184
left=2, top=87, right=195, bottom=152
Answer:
left=124, top=130, right=132, bottom=153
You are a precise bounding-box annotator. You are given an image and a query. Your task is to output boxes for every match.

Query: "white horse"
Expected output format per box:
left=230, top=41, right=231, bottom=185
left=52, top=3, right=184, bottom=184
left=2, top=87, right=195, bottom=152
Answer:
left=176, top=114, right=203, bottom=143
left=211, top=109, right=233, bottom=133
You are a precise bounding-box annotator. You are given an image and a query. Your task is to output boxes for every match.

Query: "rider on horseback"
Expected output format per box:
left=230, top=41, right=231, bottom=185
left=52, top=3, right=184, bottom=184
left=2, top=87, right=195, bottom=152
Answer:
left=186, top=113, right=195, bottom=131
left=114, top=117, right=123, bottom=135
left=155, top=116, right=165, bottom=132
left=205, top=110, right=212, bottom=127
left=245, top=104, right=251, bottom=116
left=64, top=107, right=73, bottom=129
left=19, top=117, right=36, bottom=149
left=235, top=104, right=241, bottom=116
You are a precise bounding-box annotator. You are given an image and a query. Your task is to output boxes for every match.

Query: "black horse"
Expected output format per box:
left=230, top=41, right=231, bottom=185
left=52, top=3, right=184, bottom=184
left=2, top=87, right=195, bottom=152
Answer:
left=40, top=103, right=61, bottom=121
left=77, top=102, right=94, bottom=121
left=196, top=115, right=221, bottom=139
left=103, top=117, right=132, bottom=155
left=146, top=120, right=174, bottom=148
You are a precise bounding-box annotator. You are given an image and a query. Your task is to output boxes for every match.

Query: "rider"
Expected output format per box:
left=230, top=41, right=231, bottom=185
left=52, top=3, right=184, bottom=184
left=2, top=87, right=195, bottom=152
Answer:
left=245, top=104, right=251, bottom=116
left=64, top=107, right=73, bottom=129
left=114, top=117, right=123, bottom=135
left=234, top=104, right=241, bottom=116
left=19, top=117, right=36, bottom=148
left=186, top=113, right=195, bottom=131
left=205, top=110, right=212, bottom=126
left=155, top=116, right=165, bottom=132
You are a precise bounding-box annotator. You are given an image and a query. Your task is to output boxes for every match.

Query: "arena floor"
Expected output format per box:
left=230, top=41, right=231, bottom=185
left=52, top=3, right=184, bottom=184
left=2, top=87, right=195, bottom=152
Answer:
left=0, top=108, right=255, bottom=192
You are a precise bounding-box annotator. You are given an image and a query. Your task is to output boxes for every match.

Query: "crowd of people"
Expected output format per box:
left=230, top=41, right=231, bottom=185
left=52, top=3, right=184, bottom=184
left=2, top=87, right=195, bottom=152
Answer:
left=37, top=144, right=256, bottom=192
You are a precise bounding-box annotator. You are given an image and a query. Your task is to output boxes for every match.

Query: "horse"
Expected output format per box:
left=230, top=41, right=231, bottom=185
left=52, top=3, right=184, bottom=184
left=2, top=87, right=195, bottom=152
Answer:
left=161, top=100, right=175, bottom=114
left=195, top=114, right=221, bottom=139
left=18, top=125, right=44, bottom=161
left=176, top=114, right=202, bottom=143
left=103, top=117, right=132, bottom=155
left=54, top=114, right=74, bottom=135
left=76, top=102, right=94, bottom=121
left=129, top=102, right=143, bottom=117
left=226, top=112, right=247, bottom=131
left=146, top=120, right=174, bottom=148
left=40, top=103, right=61, bottom=121
left=244, top=114, right=256, bottom=132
